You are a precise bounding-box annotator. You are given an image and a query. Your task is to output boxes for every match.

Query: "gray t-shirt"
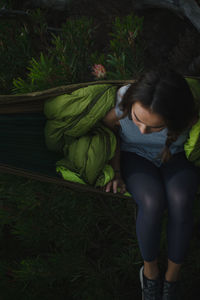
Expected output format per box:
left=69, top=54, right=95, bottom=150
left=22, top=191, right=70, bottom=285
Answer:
left=115, top=84, right=189, bottom=167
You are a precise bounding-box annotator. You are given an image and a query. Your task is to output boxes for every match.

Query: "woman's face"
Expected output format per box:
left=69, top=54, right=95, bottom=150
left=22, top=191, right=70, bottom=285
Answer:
left=131, top=102, right=166, bottom=134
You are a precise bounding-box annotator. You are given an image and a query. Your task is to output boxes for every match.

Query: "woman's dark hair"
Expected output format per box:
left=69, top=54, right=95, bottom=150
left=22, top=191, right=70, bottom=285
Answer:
left=119, top=69, right=198, bottom=163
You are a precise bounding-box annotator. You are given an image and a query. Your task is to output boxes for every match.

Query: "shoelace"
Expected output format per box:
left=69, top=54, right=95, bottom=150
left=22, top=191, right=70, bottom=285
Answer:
left=143, top=280, right=162, bottom=300
left=163, top=280, right=178, bottom=297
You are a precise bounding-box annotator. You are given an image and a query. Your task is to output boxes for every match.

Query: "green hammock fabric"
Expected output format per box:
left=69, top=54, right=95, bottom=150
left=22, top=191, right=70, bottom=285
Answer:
left=0, top=112, right=63, bottom=177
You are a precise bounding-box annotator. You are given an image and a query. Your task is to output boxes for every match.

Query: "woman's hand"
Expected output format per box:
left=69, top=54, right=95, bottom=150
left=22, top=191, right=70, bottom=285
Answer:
left=105, top=172, right=127, bottom=194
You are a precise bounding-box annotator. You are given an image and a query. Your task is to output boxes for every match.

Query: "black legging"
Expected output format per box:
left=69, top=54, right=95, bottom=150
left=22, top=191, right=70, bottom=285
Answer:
left=120, top=151, right=200, bottom=264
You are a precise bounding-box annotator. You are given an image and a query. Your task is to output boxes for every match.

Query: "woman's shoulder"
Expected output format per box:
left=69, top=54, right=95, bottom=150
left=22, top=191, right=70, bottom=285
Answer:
left=116, top=84, right=131, bottom=103
left=115, top=84, right=131, bottom=118
left=102, top=84, right=131, bottom=131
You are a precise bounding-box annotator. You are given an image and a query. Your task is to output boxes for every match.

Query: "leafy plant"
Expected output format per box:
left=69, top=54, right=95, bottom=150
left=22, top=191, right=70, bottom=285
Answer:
left=13, top=53, right=58, bottom=93
left=51, top=16, right=96, bottom=81
left=0, top=20, right=35, bottom=94
left=0, top=8, right=51, bottom=94
left=105, top=14, right=145, bottom=79
left=12, top=16, right=97, bottom=93
left=1, top=10, right=146, bottom=94
left=89, top=13, right=146, bottom=81
left=106, top=53, right=127, bottom=79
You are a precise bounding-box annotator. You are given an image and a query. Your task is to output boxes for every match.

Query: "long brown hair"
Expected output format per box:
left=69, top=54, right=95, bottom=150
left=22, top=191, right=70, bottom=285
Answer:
left=119, top=69, right=198, bottom=163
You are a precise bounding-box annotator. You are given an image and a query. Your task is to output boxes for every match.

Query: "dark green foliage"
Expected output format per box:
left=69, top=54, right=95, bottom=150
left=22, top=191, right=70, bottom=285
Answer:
left=13, top=16, right=97, bottom=93
left=0, top=7, right=145, bottom=94
left=89, top=13, right=145, bottom=81
left=0, top=8, right=50, bottom=94
left=0, top=174, right=142, bottom=299
left=106, top=14, right=145, bottom=79
left=0, top=20, right=34, bottom=94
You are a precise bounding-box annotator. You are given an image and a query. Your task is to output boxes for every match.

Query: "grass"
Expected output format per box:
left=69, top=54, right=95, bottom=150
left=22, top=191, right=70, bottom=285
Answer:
left=0, top=173, right=200, bottom=299
left=0, top=173, right=140, bottom=300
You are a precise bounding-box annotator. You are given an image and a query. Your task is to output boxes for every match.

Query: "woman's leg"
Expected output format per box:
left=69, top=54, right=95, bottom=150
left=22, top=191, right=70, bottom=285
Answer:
left=160, top=152, right=200, bottom=281
left=120, top=151, right=166, bottom=279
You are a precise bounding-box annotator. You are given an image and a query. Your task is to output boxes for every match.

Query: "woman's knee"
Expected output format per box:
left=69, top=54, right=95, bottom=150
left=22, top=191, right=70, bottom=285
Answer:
left=136, top=190, right=166, bottom=217
left=167, top=186, right=195, bottom=222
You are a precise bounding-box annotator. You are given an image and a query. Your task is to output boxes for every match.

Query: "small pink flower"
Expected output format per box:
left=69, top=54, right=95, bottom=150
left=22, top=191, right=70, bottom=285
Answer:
left=91, top=64, right=106, bottom=79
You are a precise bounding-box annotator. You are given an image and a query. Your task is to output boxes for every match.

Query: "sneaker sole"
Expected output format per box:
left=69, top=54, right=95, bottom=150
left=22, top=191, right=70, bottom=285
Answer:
left=139, top=266, right=144, bottom=300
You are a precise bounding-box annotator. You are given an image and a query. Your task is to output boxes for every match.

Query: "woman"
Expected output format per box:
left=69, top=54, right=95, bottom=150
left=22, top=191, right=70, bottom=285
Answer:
left=103, top=69, right=199, bottom=300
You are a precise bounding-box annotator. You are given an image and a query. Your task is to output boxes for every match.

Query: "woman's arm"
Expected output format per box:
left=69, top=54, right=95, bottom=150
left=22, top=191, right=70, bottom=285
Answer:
left=102, top=107, right=120, bottom=132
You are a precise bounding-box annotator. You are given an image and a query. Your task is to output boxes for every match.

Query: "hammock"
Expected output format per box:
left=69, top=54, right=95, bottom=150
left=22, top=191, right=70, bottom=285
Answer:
left=1, top=76, right=200, bottom=200
left=0, top=80, right=136, bottom=200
